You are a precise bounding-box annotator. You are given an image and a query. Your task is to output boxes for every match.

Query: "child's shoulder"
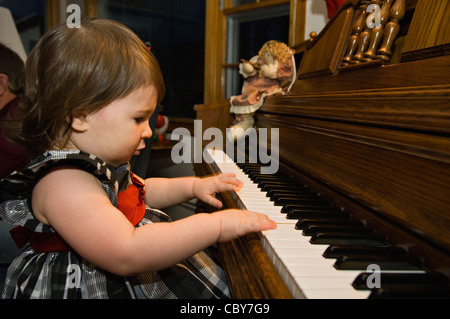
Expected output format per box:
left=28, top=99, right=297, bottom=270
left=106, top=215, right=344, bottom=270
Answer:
left=35, top=163, right=101, bottom=188
left=31, top=158, right=108, bottom=225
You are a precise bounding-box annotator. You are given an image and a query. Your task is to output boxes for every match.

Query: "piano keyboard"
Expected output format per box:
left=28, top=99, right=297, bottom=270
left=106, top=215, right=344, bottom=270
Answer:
left=205, top=148, right=448, bottom=299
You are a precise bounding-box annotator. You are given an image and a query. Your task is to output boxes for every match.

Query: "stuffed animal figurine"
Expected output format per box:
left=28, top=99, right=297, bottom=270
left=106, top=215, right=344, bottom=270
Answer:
left=153, top=114, right=169, bottom=143
left=228, top=40, right=296, bottom=141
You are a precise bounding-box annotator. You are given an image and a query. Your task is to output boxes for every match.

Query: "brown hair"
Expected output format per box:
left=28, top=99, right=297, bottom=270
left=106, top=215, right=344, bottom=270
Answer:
left=6, top=18, right=165, bottom=156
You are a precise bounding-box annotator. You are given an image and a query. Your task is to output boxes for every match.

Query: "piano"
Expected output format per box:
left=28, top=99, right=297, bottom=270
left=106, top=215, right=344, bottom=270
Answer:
left=193, top=0, right=450, bottom=299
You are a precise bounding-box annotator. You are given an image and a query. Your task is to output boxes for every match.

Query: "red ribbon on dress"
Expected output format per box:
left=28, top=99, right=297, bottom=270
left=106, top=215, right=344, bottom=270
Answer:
left=10, top=173, right=146, bottom=252
left=117, top=173, right=146, bottom=227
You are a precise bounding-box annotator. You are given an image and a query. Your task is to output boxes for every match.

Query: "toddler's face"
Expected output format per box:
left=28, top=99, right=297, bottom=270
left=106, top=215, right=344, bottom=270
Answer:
left=72, top=85, right=157, bottom=167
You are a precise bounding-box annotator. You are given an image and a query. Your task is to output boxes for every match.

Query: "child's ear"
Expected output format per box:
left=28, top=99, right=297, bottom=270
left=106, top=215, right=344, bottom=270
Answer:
left=0, top=74, right=8, bottom=95
left=71, top=113, right=88, bottom=132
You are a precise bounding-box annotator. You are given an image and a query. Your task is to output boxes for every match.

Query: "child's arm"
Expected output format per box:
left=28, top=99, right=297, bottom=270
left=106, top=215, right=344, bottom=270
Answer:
left=32, top=167, right=276, bottom=276
left=144, top=173, right=243, bottom=209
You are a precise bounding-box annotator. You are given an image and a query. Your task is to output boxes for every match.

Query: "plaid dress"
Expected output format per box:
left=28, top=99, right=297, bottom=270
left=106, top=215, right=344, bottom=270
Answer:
left=0, top=150, right=230, bottom=299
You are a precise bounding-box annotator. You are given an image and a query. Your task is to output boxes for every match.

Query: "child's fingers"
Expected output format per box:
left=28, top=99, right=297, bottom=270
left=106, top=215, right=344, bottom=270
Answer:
left=248, top=211, right=277, bottom=232
left=201, top=194, right=223, bottom=209
left=216, top=209, right=277, bottom=242
left=216, top=173, right=243, bottom=190
left=261, top=214, right=277, bottom=230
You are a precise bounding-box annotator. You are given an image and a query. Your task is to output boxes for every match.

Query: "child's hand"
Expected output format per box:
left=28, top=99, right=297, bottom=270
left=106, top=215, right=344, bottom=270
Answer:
left=193, top=174, right=244, bottom=209
left=213, top=209, right=277, bottom=242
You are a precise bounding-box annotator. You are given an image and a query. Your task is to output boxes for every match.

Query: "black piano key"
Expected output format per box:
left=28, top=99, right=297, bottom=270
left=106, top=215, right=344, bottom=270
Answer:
left=261, top=184, right=309, bottom=192
left=254, top=177, right=295, bottom=183
left=248, top=173, right=293, bottom=182
left=282, top=204, right=341, bottom=214
left=270, top=191, right=314, bottom=200
left=267, top=189, right=316, bottom=199
left=267, top=193, right=318, bottom=202
left=286, top=208, right=344, bottom=219
left=295, top=218, right=361, bottom=230
left=256, top=181, right=301, bottom=188
left=334, top=254, right=423, bottom=270
left=352, top=272, right=449, bottom=290
left=239, top=162, right=264, bottom=168
left=272, top=193, right=321, bottom=199
left=242, top=168, right=268, bottom=175
left=274, top=199, right=333, bottom=208
left=323, top=245, right=404, bottom=258
left=305, top=219, right=362, bottom=227
left=246, top=169, right=286, bottom=176
left=302, top=225, right=371, bottom=236
left=251, top=178, right=298, bottom=186
left=295, top=217, right=355, bottom=226
left=268, top=189, right=314, bottom=196
left=310, top=232, right=387, bottom=245
left=369, top=286, right=450, bottom=299
left=258, top=181, right=303, bottom=190
left=243, top=167, right=283, bottom=175
left=268, top=186, right=312, bottom=196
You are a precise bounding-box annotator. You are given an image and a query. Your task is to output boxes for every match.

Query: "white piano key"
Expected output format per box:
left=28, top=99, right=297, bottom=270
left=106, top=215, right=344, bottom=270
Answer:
left=303, top=288, right=371, bottom=299
left=275, top=247, right=330, bottom=257
left=299, top=276, right=360, bottom=289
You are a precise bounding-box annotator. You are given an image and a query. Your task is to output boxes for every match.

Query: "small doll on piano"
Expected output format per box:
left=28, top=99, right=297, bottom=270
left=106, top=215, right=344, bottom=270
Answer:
left=228, top=40, right=296, bottom=141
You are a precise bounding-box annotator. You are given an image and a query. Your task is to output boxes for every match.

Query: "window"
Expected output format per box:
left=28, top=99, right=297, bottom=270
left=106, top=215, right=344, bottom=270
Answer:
left=0, top=0, right=46, bottom=54
left=225, top=3, right=290, bottom=97
left=98, top=0, right=206, bottom=119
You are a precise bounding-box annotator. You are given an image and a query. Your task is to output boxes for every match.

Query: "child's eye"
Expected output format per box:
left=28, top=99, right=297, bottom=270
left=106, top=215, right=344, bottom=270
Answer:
left=134, top=117, right=145, bottom=123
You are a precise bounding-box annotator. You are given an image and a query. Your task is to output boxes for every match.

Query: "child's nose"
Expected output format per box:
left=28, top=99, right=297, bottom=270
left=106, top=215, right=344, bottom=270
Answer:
left=142, top=122, right=153, bottom=139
